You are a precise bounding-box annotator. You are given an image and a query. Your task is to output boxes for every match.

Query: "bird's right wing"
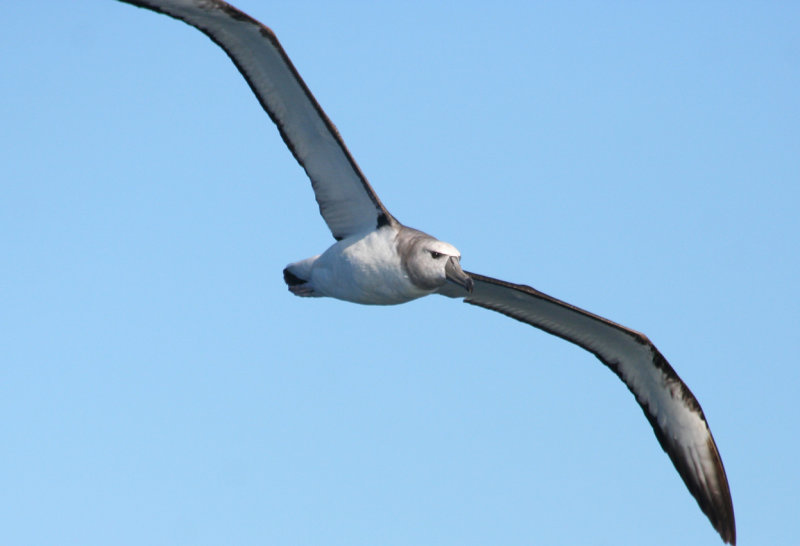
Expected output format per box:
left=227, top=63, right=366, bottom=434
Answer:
left=119, top=0, right=395, bottom=240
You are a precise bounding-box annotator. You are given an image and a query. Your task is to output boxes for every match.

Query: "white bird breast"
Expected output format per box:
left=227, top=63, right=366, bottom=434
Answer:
left=310, top=227, right=429, bottom=305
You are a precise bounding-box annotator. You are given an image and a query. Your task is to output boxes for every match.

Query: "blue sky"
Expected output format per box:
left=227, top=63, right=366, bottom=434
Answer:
left=2, top=1, right=798, bottom=544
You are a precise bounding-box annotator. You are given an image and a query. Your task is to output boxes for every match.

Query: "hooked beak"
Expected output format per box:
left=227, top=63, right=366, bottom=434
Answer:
left=445, top=256, right=474, bottom=293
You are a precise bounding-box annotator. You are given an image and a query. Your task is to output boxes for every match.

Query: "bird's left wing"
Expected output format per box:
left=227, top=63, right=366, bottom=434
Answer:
left=119, top=0, right=394, bottom=240
left=438, top=272, right=736, bottom=545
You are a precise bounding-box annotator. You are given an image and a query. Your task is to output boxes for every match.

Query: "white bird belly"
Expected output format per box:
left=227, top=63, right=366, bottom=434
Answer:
left=310, top=227, right=430, bottom=305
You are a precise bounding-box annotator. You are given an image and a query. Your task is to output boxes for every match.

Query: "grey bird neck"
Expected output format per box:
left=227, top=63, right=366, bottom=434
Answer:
left=395, top=226, right=442, bottom=291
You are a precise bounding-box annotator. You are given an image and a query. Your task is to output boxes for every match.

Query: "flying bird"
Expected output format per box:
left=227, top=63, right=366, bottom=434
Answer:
left=117, top=1, right=735, bottom=543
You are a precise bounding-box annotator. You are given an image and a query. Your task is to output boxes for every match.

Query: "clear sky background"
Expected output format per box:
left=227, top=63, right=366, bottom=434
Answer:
left=2, top=1, right=798, bottom=545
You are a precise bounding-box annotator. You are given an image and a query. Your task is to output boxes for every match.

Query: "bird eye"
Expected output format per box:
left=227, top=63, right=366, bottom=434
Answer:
left=430, top=251, right=443, bottom=259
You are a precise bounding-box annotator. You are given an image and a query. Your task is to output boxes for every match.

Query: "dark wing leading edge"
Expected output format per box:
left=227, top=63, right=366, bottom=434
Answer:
left=439, top=272, right=735, bottom=545
left=119, top=0, right=394, bottom=241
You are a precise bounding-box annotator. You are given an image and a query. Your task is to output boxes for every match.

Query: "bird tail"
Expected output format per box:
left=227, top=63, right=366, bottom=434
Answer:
left=283, top=256, right=321, bottom=297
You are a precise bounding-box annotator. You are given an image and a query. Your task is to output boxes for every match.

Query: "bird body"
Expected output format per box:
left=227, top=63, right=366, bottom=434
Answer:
left=116, top=1, right=736, bottom=543
left=285, top=223, right=467, bottom=305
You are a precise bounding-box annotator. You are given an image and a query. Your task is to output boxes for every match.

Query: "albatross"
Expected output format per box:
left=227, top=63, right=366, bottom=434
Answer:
left=117, top=1, right=736, bottom=543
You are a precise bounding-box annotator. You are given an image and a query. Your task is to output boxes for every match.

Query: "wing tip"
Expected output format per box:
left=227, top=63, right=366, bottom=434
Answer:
left=703, top=437, right=737, bottom=545
left=654, top=410, right=735, bottom=544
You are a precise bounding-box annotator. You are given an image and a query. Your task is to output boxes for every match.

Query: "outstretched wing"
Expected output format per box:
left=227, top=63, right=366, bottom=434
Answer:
left=439, top=272, right=736, bottom=545
left=120, top=0, right=394, bottom=240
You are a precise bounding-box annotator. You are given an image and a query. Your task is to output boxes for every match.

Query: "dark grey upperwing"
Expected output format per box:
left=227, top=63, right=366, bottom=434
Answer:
left=119, top=0, right=394, bottom=240
left=439, top=272, right=735, bottom=545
